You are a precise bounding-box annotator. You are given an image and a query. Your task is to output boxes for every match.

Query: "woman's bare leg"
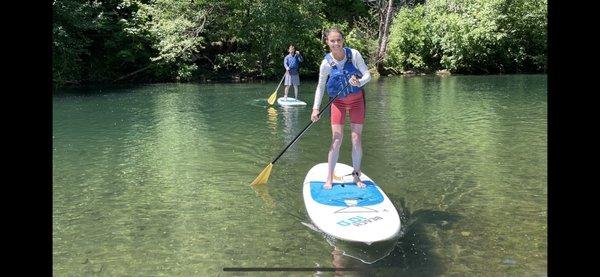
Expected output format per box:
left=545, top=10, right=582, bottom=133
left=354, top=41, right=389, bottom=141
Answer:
left=324, top=124, right=344, bottom=189
left=350, top=123, right=365, bottom=188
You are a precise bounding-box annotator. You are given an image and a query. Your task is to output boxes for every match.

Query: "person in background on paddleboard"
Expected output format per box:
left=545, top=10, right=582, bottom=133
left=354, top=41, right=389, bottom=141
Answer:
left=310, top=27, right=371, bottom=190
left=284, top=44, right=303, bottom=101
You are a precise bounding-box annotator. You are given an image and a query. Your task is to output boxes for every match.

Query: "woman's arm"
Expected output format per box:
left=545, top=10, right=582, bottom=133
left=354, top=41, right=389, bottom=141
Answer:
left=352, top=49, right=371, bottom=86
left=313, top=59, right=331, bottom=110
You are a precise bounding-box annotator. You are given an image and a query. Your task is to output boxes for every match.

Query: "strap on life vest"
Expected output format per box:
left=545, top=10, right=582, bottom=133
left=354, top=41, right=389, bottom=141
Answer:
left=325, top=48, right=353, bottom=70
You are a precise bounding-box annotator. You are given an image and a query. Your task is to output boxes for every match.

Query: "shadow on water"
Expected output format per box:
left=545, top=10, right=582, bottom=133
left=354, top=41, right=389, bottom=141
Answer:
left=317, top=195, right=462, bottom=276
left=252, top=180, right=462, bottom=276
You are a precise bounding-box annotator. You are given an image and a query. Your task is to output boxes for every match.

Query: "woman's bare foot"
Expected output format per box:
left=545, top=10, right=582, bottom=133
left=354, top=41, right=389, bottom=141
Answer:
left=353, top=171, right=366, bottom=188
left=323, top=180, right=333, bottom=189
left=355, top=179, right=366, bottom=188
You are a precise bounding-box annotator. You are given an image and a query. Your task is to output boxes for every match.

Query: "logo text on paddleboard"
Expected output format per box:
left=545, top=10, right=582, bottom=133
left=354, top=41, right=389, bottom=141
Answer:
left=336, top=215, right=383, bottom=227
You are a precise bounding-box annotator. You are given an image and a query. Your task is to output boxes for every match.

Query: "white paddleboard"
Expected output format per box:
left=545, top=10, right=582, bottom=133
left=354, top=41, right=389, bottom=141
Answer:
left=277, top=97, right=307, bottom=106
left=303, top=163, right=401, bottom=244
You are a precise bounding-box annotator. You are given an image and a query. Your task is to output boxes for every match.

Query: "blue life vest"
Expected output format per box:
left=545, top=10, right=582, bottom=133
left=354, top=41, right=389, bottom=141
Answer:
left=325, top=47, right=363, bottom=98
left=286, top=55, right=301, bottom=74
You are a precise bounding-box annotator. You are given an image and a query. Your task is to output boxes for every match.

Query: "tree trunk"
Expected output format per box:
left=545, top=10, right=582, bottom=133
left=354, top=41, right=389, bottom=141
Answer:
left=112, top=65, right=152, bottom=83
left=375, top=0, right=396, bottom=75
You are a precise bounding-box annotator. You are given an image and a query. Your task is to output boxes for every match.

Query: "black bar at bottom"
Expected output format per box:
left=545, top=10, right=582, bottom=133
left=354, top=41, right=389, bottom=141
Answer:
left=223, top=267, right=363, bottom=272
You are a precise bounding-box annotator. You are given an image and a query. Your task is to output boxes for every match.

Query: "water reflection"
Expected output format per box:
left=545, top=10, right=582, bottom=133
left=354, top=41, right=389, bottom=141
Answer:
left=267, top=107, right=278, bottom=135
left=280, top=106, right=303, bottom=161
left=54, top=75, right=547, bottom=276
left=281, top=106, right=302, bottom=141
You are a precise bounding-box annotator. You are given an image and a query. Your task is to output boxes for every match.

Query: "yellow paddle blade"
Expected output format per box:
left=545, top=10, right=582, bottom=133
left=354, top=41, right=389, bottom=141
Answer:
left=267, top=91, right=277, bottom=105
left=251, top=163, right=273, bottom=185
left=251, top=183, right=276, bottom=208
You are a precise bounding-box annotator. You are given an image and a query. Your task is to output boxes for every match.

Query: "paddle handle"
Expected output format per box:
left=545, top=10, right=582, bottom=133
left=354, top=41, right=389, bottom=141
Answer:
left=275, top=74, right=285, bottom=92
left=270, top=82, right=350, bottom=165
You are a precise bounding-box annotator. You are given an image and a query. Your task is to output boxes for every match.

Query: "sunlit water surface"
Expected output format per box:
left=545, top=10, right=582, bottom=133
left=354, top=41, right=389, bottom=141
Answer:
left=53, top=75, right=546, bottom=276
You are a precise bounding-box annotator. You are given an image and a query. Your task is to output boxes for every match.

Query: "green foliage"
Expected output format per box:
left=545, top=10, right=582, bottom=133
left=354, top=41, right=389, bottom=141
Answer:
left=52, top=0, right=100, bottom=85
left=176, top=63, right=198, bottom=82
left=122, top=0, right=211, bottom=82
left=52, top=0, right=548, bottom=87
left=495, top=0, right=547, bottom=72
left=211, top=0, right=325, bottom=78
left=344, top=15, right=379, bottom=65
left=53, top=0, right=158, bottom=85
left=386, top=5, right=430, bottom=70
left=321, top=0, right=370, bottom=28
left=386, top=0, right=547, bottom=73
left=127, top=0, right=325, bottom=80
left=130, top=0, right=209, bottom=63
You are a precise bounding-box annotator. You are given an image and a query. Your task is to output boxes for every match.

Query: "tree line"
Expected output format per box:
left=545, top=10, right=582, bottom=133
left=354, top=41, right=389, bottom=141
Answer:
left=53, top=0, right=546, bottom=87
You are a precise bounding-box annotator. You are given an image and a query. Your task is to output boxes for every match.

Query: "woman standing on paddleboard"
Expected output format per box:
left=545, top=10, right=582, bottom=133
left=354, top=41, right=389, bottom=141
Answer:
left=310, top=27, right=371, bottom=190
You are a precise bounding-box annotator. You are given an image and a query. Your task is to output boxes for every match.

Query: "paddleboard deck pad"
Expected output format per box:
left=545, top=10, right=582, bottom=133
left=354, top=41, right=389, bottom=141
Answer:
left=277, top=97, right=307, bottom=106
left=303, top=163, right=401, bottom=245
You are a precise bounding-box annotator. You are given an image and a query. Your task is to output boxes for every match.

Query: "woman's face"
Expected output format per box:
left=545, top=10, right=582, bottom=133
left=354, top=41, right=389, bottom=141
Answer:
left=326, top=31, right=344, bottom=52
left=288, top=46, right=295, bottom=54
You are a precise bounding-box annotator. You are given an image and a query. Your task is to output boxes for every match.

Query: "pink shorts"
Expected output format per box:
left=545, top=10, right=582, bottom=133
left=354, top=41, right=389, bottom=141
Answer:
left=330, top=90, right=365, bottom=125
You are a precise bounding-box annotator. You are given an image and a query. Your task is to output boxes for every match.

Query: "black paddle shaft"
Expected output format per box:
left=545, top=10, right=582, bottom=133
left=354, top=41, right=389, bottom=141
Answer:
left=270, top=82, right=351, bottom=165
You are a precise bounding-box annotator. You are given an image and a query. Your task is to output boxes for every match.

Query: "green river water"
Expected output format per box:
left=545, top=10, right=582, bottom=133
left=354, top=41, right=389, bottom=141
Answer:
left=53, top=75, right=547, bottom=276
